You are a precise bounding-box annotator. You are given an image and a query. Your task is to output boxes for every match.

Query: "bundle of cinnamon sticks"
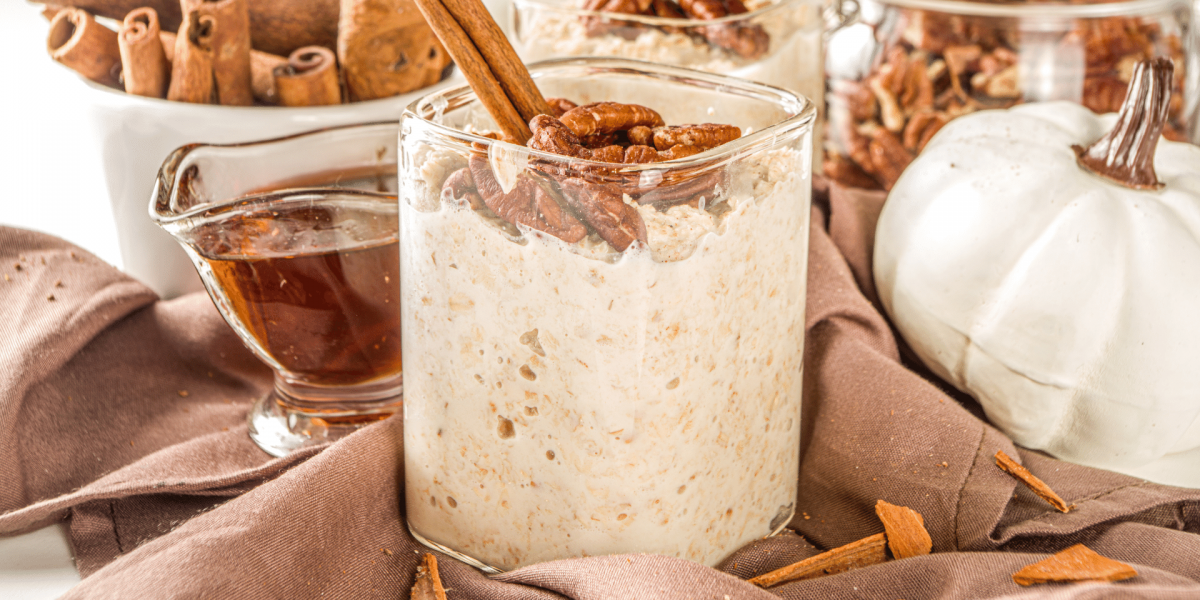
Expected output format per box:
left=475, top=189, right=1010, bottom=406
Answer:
left=41, top=0, right=453, bottom=107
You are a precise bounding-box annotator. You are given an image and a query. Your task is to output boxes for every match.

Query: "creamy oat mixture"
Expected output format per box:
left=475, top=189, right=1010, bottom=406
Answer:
left=401, top=145, right=809, bottom=570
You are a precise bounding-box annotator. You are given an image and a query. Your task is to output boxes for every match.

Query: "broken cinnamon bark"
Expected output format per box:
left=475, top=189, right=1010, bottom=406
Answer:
left=410, top=553, right=449, bottom=600
left=1012, top=544, right=1137, bottom=586
left=995, top=451, right=1072, bottom=513
left=875, top=500, right=932, bottom=560
left=748, top=533, right=888, bottom=588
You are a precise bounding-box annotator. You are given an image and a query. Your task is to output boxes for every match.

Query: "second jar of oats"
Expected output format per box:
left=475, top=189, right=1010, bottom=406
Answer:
left=511, top=0, right=829, bottom=141
left=824, top=0, right=1197, bottom=190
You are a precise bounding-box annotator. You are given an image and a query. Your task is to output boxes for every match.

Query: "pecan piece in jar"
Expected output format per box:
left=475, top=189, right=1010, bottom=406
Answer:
left=441, top=167, right=487, bottom=211
left=679, top=0, right=769, bottom=60
left=560, top=102, right=665, bottom=137
left=558, top=178, right=647, bottom=251
left=649, top=124, right=742, bottom=151
left=468, top=155, right=588, bottom=243
left=545, top=96, right=579, bottom=118
left=902, top=111, right=948, bottom=154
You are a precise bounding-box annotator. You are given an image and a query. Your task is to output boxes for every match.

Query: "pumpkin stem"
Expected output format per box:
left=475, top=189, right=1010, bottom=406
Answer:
left=1073, top=57, right=1172, bottom=190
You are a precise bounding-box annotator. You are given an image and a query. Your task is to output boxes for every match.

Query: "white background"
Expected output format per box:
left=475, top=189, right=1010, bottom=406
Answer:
left=1, top=3, right=123, bottom=268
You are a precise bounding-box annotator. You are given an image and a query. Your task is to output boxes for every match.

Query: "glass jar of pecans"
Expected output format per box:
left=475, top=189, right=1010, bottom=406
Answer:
left=823, top=0, right=1197, bottom=190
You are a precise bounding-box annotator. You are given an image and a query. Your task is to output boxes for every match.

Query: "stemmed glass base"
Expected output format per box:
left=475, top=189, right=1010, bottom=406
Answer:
left=247, top=376, right=403, bottom=457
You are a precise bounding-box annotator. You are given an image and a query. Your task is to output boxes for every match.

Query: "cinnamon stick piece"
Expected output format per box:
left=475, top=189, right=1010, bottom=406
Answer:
left=47, top=8, right=122, bottom=87
left=159, top=31, right=287, bottom=105
left=411, top=0, right=530, bottom=141
left=875, top=500, right=932, bottom=560
left=338, top=0, right=452, bottom=102
left=748, top=533, right=888, bottom=588
left=274, top=46, right=341, bottom=107
left=995, top=451, right=1072, bottom=513
left=1012, top=544, right=1137, bottom=586
left=439, top=0, right=552, bottom=122
left=180, top=0, right=252, bottom=106
left=167, top=12, right=216, bottom=104
left=410, top=553, right=448, bottom=600
left=118, top=8, right=168, bottom=98
left=33, top=0, right=339, bottom=57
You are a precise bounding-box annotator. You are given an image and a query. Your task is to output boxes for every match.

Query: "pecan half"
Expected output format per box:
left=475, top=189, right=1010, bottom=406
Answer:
left=635, top=169, right=725, bottom=209
left=558, top=178, right=647, bottom=251
left=866, top=127, right=913, bottom=191
left=545, top=97, right=578, bottom=118
left=902, top=110, right=948, bottom=153
left=468, top=155, right=588, bottom=243
left=679, top=0, right=769, bottom=59
left=650, top=124, right=741, bottom=151
left=823, top=156, right=881, bottom=190
left=560, top=102, right=665, bottom=137
left=441, top=167, right=487, bottom=211
left=624, top=144, right=660, bottom=164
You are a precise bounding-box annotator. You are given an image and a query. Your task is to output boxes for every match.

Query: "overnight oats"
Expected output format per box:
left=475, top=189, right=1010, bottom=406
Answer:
left=512, top=0, right=828, bottom=159
left=400, top=59, right=814, bottom=571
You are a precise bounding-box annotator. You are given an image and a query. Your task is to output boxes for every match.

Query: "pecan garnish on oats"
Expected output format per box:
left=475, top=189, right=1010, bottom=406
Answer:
left=441, top=100, right=742, bottom=249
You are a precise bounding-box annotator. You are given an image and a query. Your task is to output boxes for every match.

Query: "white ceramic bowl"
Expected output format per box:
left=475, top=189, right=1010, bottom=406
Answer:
left=79, top=74, right=448, bottom=299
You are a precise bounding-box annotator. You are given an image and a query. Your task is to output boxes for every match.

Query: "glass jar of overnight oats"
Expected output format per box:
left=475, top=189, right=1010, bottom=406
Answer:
left=400, top=58, right=814, bottom=572
left=511, top=0, right=834, bottom=163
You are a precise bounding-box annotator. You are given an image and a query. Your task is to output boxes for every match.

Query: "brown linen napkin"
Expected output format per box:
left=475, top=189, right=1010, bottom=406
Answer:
left=2, top=178, right=1199, bottom=599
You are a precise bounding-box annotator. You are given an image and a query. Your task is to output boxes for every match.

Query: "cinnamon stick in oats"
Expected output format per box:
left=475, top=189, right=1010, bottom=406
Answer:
left=47, top=8, right=121, bottom=87
left=995, top=451, right=1072, bottom=513
left=338, top=0, right=452, bottom=102
left=180, top=0, right=252, bottom=105
left=274, top=46, right=341, bottom=106
left=167, top=12, right=216, bottom=104
left=118, top=8, right=169, bottom=98
left=749, top=533, right=888, bottom=588
left=875, top=500, right=932, bottom=559
left=410, top=553, right=448, bottom=600
left=1013, top=544, right=1137, bottom=586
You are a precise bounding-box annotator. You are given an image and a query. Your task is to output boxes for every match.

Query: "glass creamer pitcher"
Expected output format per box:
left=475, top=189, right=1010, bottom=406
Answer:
left=151, top=123, right=402, bottom=457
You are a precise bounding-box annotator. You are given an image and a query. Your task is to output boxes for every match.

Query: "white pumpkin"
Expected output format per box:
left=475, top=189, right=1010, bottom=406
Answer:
left=874, top=59, right=1200, bottom=487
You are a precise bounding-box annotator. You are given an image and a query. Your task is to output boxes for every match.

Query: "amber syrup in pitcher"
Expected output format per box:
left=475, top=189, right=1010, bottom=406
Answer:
left=190, top=170, right=402, bottom=399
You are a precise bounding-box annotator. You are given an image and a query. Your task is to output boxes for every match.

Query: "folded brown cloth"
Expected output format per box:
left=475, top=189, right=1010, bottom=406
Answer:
left=2, top=183, right=1199, bottom=598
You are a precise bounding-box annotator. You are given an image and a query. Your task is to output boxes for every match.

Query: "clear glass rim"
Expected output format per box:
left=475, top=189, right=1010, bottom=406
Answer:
left=862, top=0, right=1186, bottom=18
left=150, top=121, right=399, bottom=227
left=152, top=187, right=399, bottom=237
left=402, top=57, right=816, bottom=175
left=511, top=0, right=818, bottom=27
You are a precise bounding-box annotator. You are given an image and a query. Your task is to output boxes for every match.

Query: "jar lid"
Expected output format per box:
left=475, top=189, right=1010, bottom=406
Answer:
left=871, top=0, right=1186, bottom=18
